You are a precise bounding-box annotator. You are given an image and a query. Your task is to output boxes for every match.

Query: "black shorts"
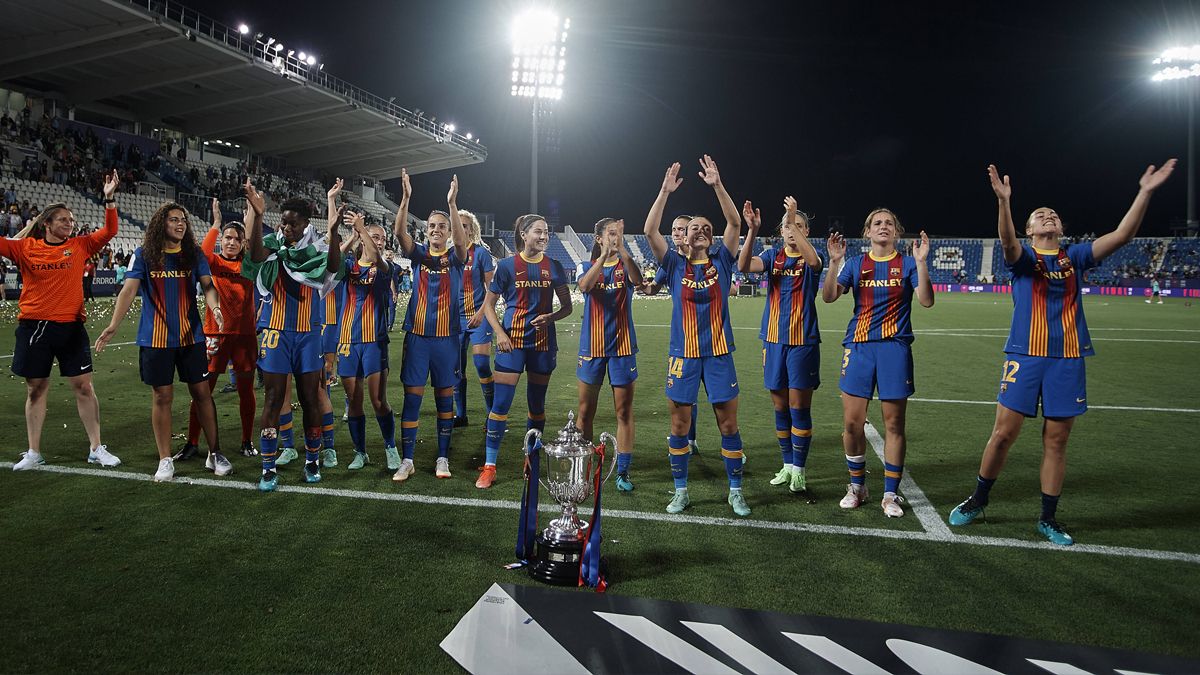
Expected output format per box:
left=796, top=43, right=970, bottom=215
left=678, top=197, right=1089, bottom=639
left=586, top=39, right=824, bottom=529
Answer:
left=12, top=320, right=93, bottom=379
left=139, top=343, right=210, bottom=387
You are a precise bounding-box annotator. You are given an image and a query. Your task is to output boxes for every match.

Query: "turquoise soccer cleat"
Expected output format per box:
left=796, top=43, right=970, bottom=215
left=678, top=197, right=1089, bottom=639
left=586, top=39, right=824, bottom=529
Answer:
left=1038, top=519, right=1074, bottom=546
left=949, top=496, right=985, bottom=526
left=258, top=471, right=278, bottom=492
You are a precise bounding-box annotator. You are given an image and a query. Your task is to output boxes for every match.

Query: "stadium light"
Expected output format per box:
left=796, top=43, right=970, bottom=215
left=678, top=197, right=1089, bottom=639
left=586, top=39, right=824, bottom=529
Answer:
left=511, top=8, right=569, bottom=212
left=1152, top=44, right=1200, bottom=229
left=306, top=55, right=317, bottom=66
left=273, top=43, right=283, bottom=52
left=446, top=123, right=456, bottom=132
left=298, top=51, right=307, bottom=61
left=237, top=23, right=250, bottom=35
left=465, top=132, right=473, bottom=140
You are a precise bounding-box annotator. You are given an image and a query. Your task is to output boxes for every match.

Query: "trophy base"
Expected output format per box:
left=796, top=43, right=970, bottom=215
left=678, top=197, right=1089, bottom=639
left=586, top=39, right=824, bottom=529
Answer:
left=529, top=533, right=585, bottom=586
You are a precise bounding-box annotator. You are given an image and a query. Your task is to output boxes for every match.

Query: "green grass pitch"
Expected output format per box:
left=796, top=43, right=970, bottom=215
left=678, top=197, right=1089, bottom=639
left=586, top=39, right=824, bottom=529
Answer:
left=1, top=292, right=1197, bottom=671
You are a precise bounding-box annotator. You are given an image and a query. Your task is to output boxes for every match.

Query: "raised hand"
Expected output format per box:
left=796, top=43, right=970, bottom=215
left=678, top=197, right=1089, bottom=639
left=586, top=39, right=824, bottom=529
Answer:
left=661, top=162, right=683, bottom=195
left=401, top=168, right=412, bottom=200
left=742, top=200, right=761, bottom=231
left=912, top=230, right=931, bottom=262
left=827, top=232, right=847, bottom=263
left=698, top=154, right=721, bottom=186
left=987, top=165, right=1011, bottom=201
left=329, top=205, right=348, bottom=235
left=328, top=177, right=344, bottom=200
left=102, top=170, right=119, bottom=199
left=343, top=208, right=365, bottom=234
left=211, top=198, right=222, bottom=226
left=784, top=196, right=798, bottom=223
left=447, top=174, right=459, bottom=205
left=1139, top=158, right=1177, bottom=194
left=244, top=178, right=265, bottom=215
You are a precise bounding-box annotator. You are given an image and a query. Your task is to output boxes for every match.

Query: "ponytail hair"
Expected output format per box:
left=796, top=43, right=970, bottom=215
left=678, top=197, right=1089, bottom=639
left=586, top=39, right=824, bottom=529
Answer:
left=590, top=217, right=619, bottom=260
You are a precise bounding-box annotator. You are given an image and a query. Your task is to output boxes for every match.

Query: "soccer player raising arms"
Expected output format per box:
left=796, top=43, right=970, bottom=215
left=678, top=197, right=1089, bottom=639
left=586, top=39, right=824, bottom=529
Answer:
left=453, top=208, right=497, bottom=427
left=5, top=170, right=121, bottom=471
left=822, top=208, right=933, bottom=517
left=576, top=217, right=643, bottom=491
left=739, top=196, right=822, bottom=496
left=478, top=212, right=572, bottom=488
left=96, top=201, right=226, bottom=482
left=393, top=171, right=469, bottom=481
left=242, top=182, right=343, bottom=491
left=644, top=157, right=749, bottom=517
left=949, top=160, right=1176, bottom=545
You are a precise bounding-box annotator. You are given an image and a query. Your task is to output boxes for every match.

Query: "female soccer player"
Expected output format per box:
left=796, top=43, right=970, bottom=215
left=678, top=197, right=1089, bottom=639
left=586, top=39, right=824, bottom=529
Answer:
left=180, top=198, right=259, bottom=460
left=949, top=160, right=1176, bottom=545
left=738, top=196, right=822, bottom=495
left=96, top=201, right=226, bottom=482
left=822, top=208, right=933, bottom=517
left=392, top=170, right=469, bottom=480
left=4, top=170, right=121, bottom=471
left=478, top=213, right=572, bottom=488
left=644, top=157, right=749, bottom=517
left=453, top=209, right=496, bottom=426
left=242, top=181, right=344, bottom=491
left=577, top=217, right=643, bottom=491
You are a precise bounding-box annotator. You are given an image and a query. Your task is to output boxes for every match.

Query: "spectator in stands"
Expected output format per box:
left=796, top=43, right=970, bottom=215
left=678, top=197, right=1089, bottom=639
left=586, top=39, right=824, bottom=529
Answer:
left=82, top=256, right=96, bottom=302
left=4, top=185, right=15, bottom=207
left=0, top=258, right=8, bottom=303
left=9, top=205, right=23, bottom=235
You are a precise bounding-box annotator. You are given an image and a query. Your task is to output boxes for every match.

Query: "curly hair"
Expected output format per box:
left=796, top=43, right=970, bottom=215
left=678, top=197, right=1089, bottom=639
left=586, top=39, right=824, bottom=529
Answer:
left=143, top=202, right=198, bottom=271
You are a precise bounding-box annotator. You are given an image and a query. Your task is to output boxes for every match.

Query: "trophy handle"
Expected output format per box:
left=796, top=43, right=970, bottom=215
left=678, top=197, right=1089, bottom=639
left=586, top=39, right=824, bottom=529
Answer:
left=524, top=428, right=551, bottom=492
left=597, top=431, right=619, bottom=485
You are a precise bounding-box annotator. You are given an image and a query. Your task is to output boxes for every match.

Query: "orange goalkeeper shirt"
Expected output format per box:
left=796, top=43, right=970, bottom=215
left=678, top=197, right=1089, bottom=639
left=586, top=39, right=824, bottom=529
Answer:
left=200, top=227, right=254, bottom=335
left=0, top=207, right=117, bottom=322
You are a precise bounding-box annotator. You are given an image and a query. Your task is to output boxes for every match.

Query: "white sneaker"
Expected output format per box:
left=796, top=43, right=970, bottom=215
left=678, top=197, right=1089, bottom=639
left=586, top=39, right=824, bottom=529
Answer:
left=88, top=444, right=121, bottom=467
left=392, top=458, right=415, bottom=482
left=882, top=492, right=906, bottom=518
left=207, top=452, right=233, bottom=477
left=839, top=483, right=868, bottom=509
left=153, top=457, right=175, bottom=482
left=13, top=450, right=45, bottom=471
left=435, top=456, right=452, bottom=478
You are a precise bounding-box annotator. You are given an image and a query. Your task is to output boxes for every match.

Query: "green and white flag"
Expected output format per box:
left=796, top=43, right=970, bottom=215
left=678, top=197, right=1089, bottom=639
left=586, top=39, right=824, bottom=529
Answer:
left=242, top=224, right=343, bottom=300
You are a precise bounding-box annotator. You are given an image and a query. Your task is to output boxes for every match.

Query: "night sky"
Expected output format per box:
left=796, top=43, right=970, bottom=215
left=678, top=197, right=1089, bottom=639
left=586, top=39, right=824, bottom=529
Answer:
left=201, top=0, right=1197, bottom=237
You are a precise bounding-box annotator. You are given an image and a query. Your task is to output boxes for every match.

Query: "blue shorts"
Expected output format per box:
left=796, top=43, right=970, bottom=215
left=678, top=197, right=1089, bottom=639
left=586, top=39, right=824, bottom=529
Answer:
left=495, top=347, right=557, bottom=375
left=997, top=353, right=1087, bottom=418
left=401, top=333, right=461, bottom=388
left=463, top=321, right=494, bottom=346
left=321, top=323, right=339, bottom=355
left=839, top=340, right=914, bottom=400
left=665, top=354, right=739, bottom=405
left=259, top=329, right=322, bottom=375
left=577, top=354, right=638, bottom=387
left=337, top=341, right=386, bottom=378
left=762, top=342, right=821, bottom=391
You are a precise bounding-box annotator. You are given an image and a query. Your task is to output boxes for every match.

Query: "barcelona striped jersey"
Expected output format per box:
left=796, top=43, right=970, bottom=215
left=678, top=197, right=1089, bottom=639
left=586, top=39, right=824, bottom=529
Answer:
left=489, top=252, right=569, bottom=351
left=127, top=246, right=210, bottom=348
left=325, top=277, right=344, bottom=327
left=837, top=251, right=919, bottom=345
left=338, top=255, right=391, bottom=344
left=578, top=259, right=637, bottom=357
left=460, top=244, right=495, bottom=322
left=661, top=246, right=736, bottom=358
left=257, top=268, right=321, bottom=333
left=403, top=243, right=464, bottom=337
left=757, top=247, right=821, bottom=345
left=1004, top=244, right=1095, bottom=358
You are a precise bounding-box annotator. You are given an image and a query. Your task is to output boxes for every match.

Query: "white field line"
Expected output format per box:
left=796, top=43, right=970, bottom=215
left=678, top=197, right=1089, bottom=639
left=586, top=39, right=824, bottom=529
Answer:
left=907, top=398, right=1200, bottom=414
left=862, top=421, right=953, bottom=540
left=5, top=461, right=1198, bottom=566
left=0, top=340, right=136, bottom=360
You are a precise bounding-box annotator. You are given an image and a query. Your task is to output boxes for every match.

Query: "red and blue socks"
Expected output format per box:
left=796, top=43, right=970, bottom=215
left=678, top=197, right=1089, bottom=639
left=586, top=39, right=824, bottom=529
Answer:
left=883, top=462, right=903, bottom=495
left=278, top=410, right=294, bottom=449
left=668, top=434, right=689, bottom=488
left=846, top=454, right=866, bottom=485
left=721, top=432, right=744, bottom=488
left=401, top=392, right=422, bottom=460
left=790, top=407, right=812, bottom=469
left=774, top=409, right=792, bottom=466
left=485, top=382, right=517, bottom=466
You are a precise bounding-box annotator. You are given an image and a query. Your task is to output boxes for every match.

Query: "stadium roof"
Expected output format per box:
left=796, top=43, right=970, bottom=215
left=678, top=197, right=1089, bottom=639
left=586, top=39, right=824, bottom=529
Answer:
left=0, top=0, right=485, bottom=179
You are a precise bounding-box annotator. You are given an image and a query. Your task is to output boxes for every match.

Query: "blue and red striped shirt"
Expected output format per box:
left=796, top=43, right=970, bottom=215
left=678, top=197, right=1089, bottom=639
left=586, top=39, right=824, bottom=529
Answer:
left=403, top=244, right=463, bottom=337
left=578, top=259, right=637, bottom=357
left=1004, top=244, right=1095, bottom=358
left=757, top=247, right=821, bottom=346
left=489, top=252, right=569, bottom=351
left=127, top=246, right=210, bottom=348
left=339, top=255, right=391, bottom=344
left=662, top=246, right=736, bottom=358
left=837, top=251, right=919, bottom=345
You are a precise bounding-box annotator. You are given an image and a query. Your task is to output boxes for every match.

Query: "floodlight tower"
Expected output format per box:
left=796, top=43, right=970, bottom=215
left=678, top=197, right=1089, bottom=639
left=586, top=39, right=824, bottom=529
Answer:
left=1152, top=45, right=1200, bottom=229
left=511, top=9, right=569, bottom=214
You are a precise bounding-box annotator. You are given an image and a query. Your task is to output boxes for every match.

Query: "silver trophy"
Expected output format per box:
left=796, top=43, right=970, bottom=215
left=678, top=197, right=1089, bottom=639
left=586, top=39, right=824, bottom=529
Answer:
left=525, top=411, right=615, bottom=585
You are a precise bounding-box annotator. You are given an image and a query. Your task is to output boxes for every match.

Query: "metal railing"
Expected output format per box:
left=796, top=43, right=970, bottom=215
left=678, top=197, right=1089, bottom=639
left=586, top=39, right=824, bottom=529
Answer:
left=122, top=0, right=487, bottom=161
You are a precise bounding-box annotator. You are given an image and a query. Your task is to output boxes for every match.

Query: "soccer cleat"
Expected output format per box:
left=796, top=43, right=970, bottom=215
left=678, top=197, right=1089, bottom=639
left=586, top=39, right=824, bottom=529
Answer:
left=153, top=457, right=175, bottom=482
left=13, top=450, right=45, bottom=471
left=475, top=465, right=497, bottom=489
left=275, top=447, right=299, bottom=466
left=322, top=448, right=338, bottom=468
left=949, top=496, right=985, bottom=526
left=258, top=470, right=278, bottom=492
left=728, top=490, right=751, bottom=517
left=206, top=452, right=233, bottom=477
left=839, top=483, right=869, bottom=509
left=689, top=440, right=700, bottom=456
left=392, top=458, right=415, bottom=482
left=881, top=493, right=906, bottom=518
left=88, top=445, right=121, bottom=467
left=384, top=446, right=401, bottom=471
left=789, top=470, right=808, bottom=494
left=741, top=448, right=748, bottom=466
left=239, top=441, right=258, bottom=457
left=453, top=416, right=469, bottom=428
left=770, top=467, right=791, bottom=486
left=219, top=382, right=237, bottom=394
left=303, top=461, right=322, bottom=484
left=347, top=452, right=368, bottom=470
left=665, top=489, right=690, bottom=514
left=1038, top=519, right=1075, bottom=546
left=435, top=456, right=452, bottom=478
left=615, top=473, right=634, bottom=492
left=341, top=412, right=349, bottom=422
left=172, top=443, right=199, bottom=462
